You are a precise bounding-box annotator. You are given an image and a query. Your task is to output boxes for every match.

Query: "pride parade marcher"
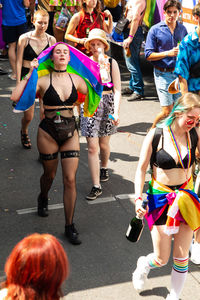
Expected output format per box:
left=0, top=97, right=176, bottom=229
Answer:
left=132, top=92, right=200, bottom=300
left=11, top=42, right=104, bottom=245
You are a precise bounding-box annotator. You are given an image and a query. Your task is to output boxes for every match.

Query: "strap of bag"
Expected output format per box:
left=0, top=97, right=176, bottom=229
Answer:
left=150, top=127, right=163, bottom=168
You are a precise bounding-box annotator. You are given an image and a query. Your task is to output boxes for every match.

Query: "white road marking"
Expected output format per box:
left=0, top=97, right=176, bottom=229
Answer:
left=16, top=194, right=137, bottom=214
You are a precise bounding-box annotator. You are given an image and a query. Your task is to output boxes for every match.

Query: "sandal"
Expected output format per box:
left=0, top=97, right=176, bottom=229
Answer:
left=20, top=131, right=32, bottom=149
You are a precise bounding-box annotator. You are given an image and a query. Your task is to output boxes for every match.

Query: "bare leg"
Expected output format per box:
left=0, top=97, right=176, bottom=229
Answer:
left=152, top=105, right=173, bottom=128
left=194, top=228, right=200, bottom=243
left=21, top=104, right=35, bottom=134
left=151, top=225, right=172, bottom=264
left=8, top=42, right=17, bottom=78
left=87, top=137, right=100, bottom=186
left=99, top=135, right=111, bottom=168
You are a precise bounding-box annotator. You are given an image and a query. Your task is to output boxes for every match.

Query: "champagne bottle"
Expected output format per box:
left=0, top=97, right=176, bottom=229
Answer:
left=54, top=111, right=62, bottom=123
left=126, top=199, right=148, bottom=243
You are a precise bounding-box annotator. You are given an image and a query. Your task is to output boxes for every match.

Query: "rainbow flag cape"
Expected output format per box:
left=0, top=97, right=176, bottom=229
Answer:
left=13, top=42, right=104, bottom=117
left=146, top=177, right=200, bottom=235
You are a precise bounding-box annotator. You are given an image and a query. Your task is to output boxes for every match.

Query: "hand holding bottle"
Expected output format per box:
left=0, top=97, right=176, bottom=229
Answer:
left=126, top=199, right=148, bottom=242
left=135, top=198, right=148, bottom=218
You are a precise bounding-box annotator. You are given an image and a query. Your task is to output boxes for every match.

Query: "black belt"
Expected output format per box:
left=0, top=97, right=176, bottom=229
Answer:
left=154, top=66, right=175, bottom=72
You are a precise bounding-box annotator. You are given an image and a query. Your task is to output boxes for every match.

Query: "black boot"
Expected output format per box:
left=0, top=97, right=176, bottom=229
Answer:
left=37, top=194, right=49, bottom=217
left=65, top=223, right=82, bottom=245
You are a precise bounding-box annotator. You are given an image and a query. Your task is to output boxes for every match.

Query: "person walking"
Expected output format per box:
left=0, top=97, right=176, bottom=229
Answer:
left=16, top=9, right=56, bottom=149
left=121, top=0, right=146, bottom=101
left=145, top=0, right=187, bottom=128
left=132, top=92, right=200, bottom=300
left=81, top=28, right=121, bottom=200
left=11, top=43, right=89, bottom=245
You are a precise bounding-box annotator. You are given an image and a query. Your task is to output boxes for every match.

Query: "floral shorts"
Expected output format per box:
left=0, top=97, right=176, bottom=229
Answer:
left=80, top=93, right=117, bottom=137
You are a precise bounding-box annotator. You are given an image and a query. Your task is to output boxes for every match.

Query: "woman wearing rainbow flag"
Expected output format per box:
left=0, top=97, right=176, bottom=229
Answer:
left=132, top=92, right=200, bottom=300
left=11, top=42, right=104, bottom=245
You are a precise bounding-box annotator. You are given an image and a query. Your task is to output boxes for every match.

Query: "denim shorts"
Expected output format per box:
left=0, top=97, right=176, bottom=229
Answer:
left=154, top=68, right=180, bottom=107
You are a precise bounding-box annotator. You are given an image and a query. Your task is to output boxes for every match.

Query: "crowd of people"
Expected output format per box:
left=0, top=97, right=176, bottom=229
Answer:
left=0, top=0, right=200, bottom=299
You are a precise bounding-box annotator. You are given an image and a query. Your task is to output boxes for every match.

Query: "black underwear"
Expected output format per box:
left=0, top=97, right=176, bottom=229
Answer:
left=39, top=116, right=77, bottom=146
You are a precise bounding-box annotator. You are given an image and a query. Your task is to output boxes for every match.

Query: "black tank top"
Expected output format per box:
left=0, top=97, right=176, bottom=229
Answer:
left=43, top=73, right=78, bottom=107
left=23, top=33, right=50, bottom=61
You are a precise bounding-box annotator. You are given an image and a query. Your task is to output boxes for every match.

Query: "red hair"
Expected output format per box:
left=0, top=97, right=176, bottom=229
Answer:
left=3, top=233, right=69, bottom=300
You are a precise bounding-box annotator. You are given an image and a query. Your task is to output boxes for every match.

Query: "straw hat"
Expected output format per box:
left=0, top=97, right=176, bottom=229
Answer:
left=168, top=78, right=180, bottom=94
left=84, top=28, right=110, bottom=52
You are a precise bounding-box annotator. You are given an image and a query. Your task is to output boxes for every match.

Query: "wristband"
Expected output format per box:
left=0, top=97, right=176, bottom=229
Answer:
left=129, top=35, right=134, bottom=38
left=135, top=197, right=142, bottom=203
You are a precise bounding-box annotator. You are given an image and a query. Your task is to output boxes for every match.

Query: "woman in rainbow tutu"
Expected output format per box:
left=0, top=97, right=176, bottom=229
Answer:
left=132, top=92, right=200, bottom=300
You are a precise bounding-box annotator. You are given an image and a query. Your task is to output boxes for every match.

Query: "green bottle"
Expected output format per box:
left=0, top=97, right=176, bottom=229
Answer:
left=126, top=199, right=148, bottom=243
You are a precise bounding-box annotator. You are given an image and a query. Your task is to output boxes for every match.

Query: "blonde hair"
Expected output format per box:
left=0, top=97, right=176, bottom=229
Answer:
left=33, top=9, right=49, bottom=21
left=158, top=92, right=200, bottom=127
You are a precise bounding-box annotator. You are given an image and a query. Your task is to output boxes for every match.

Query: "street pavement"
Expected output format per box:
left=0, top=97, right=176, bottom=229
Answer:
left=0, top=47, right=199, bottom=300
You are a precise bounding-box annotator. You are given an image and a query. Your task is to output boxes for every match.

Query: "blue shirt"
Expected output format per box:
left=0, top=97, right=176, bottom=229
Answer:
left=174, top=30, right=200, bottom=92
left=1, top=0, right=27, bottom=26
left=145, top=21, right=187, bottom=69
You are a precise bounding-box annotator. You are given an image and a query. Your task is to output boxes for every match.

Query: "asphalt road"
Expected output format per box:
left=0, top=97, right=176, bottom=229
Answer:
left=0, top=46, right=199, bottom=300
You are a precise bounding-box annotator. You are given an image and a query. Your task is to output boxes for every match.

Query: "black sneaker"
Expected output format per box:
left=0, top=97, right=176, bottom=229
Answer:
left=65, top=223, right=82, bottom=245
left=122, top=87, right=133, bottom=96
left=100, top=168, right=109, bottom=182
left=86, top=186, right=102, bottom=200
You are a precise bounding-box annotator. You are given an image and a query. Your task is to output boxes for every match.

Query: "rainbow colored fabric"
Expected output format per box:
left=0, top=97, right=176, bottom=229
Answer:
left=144, top=0, right=168, bottom=28
left=13, top=42, right=104, bottom=117
left=146, top=177, right=200, bottom=235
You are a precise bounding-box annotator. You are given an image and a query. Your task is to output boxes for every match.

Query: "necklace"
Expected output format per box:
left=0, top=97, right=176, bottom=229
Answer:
left=53, top=69, right=67, bottom=73
left=168, top=126, right=191, bottom=182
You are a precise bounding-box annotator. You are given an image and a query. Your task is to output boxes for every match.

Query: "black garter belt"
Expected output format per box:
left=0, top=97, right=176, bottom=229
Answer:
left=39, top=150, right=80, bottom=161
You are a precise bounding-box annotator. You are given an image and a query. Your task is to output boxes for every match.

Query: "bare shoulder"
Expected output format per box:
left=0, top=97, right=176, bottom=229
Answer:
left=69, top=73, right=83, bottom=83
left=71, top=12, right=80, bottom=23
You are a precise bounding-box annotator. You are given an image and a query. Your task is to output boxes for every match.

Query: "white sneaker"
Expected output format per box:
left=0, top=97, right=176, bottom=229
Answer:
left=190, top=242, right=200, bottom=264
left=166, top=294, right=179, bottom=300
left=132, top=256, right=150, bottom=292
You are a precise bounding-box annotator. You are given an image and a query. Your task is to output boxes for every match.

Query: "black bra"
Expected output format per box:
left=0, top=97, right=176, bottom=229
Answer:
left=43, top=73, right=78, bottom=107
left=151, top=127, right=197, bottom=170
left=23, top=33, right=49, bottom=61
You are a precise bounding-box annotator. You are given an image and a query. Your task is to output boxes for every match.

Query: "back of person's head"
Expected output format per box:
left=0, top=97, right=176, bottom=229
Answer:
left=163, top=0, right=182, bottom=11
left=192, top=3, right=200, bottom=17
left=33, top=9, right=49, bottom=21
left=3, top=233, right=69, bottom=300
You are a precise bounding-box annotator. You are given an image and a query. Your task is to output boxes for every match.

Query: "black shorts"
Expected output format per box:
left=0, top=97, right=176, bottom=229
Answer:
left=2, top=23, right=27, bottom=44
